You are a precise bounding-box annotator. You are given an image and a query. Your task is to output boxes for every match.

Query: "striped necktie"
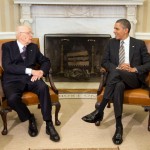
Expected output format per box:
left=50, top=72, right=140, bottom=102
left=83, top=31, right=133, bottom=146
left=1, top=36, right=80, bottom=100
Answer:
left=119, top=41, right=125, bottom=65
left=21, top=46, right=27, bottom=60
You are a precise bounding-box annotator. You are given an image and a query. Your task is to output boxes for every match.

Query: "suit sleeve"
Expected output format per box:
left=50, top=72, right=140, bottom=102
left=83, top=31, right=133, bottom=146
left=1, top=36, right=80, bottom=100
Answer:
left=135, top=40, right=150, bottom=74
left=34, top=45, right=51, bottom=75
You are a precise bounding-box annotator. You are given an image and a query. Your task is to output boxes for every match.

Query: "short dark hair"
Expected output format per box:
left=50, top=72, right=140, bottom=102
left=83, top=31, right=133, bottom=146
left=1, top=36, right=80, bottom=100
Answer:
left=116, top=19, right=131, bottom=33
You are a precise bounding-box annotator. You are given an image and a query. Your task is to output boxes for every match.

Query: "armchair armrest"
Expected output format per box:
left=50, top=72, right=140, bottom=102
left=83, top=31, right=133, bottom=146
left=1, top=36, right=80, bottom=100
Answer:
left=145, top=72, right=150, bottom=86
left=0, top=66, right=4, bottom=105
left=47, top=68, right=58, bottom=95
left=0, top=66, right=3, bottom=78
left=146, top=72, right=150, bottom=97
left=97, top=67, right=107, bottom=95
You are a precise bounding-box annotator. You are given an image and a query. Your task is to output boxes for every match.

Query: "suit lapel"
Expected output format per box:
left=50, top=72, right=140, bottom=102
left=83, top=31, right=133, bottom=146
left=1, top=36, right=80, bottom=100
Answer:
left=115, top=40, right=120, bottom=64
left=13, top=41, right=22, bottom=60
left=129, top=37, right=136, bottom=62
left=25, top=44, right=34, bottom=63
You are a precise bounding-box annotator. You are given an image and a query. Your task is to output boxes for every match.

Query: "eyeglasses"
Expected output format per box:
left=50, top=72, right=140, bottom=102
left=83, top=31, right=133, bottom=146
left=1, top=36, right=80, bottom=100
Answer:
left=20, top=32, right=34, bottom=35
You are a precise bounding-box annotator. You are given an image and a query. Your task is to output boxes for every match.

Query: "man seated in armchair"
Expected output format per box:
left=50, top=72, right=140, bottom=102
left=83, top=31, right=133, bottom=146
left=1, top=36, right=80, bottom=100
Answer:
left=1, top=25, right=60, bottom=142
left=82, top=19, right=150, bottom=145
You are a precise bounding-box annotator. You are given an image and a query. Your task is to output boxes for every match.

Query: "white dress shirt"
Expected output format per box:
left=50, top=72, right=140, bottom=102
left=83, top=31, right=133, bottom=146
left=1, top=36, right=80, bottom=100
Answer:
left=17, top=40, right=32, bottom=75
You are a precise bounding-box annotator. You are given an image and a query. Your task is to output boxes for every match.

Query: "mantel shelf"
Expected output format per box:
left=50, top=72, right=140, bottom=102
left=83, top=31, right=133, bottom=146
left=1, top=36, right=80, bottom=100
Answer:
left=14, top=0, right=143, bottom=6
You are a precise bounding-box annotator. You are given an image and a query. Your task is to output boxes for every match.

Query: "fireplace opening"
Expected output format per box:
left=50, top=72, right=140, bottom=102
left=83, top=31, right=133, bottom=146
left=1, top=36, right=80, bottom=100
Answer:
left=44, top=34, right=111, bottom=82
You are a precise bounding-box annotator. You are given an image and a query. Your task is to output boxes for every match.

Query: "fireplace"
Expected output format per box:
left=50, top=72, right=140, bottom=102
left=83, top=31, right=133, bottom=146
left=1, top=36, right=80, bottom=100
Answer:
left=14, top=0, right=143, bottom=81
left=44, top=34, right=111, bottom=81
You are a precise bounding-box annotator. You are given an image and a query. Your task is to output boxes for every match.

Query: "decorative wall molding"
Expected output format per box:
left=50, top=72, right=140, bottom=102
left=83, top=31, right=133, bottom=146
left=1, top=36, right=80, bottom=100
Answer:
left=135, top=32, right=150, bottom=40
left=20, top=4, right=33, bottom=25
left=0, top=32, right=16, bottom=39
left=31, top=5, right=126, bottom=18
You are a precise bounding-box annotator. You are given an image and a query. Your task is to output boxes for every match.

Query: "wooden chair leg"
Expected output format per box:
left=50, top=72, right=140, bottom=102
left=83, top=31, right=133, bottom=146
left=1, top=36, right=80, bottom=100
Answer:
left=143, top=106, right=150, bottom=131
left=148, top=110, right=150, bottom=131
left=0, top=108, right=12, bottom=135
left=38, top=102, right=61, bottom=126
left=37, top=104, right=41, bottom=109
left=53, top=102, right=61, bottom=126
left=107, top=101, right=111, bottom=108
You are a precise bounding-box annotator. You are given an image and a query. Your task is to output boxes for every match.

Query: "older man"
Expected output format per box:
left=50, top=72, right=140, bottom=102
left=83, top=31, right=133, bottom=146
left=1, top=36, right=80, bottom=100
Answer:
left=2, top=25, right=60, bottom=142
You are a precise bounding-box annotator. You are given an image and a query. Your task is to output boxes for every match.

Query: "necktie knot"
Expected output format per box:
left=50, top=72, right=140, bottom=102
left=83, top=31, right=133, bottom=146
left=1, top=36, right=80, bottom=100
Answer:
left=121, top=40, right=124, bottom=45
left=22, top=46, right=26, bottom=52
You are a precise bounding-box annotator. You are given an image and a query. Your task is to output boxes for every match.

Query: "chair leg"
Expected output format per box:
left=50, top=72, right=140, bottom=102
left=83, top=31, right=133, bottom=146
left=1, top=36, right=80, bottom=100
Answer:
left=37, top=104, right=41, bottom=109
left=148, top=110, right=150, bottom=131
left=107, top=101, right=111, bottom=108
left=53, top=102, right=61, bottom=126
left=0, top=108, right=12, bottom=135
left=143, top=106, right=150, bottom=131
left=38, top=102, right=61, bottom=125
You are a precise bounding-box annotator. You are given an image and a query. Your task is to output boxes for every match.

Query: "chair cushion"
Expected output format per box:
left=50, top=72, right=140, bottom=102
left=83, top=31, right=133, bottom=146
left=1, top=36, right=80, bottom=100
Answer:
left=2, top=87, right=58, bottom=108
left=97, top=87, right=150, bottom=106
left=21, top=87, right=58, bottom=105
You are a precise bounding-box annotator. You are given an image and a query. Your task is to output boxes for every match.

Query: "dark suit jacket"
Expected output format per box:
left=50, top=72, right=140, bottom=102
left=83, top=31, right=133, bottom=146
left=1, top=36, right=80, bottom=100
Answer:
left=101, top=37, right=150, bottom=86
left=2, top=40, right=50, bottom=87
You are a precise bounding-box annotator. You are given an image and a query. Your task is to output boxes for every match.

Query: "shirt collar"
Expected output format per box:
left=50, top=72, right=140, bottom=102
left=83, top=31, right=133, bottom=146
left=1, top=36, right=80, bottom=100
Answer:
left=122, top=36, right=130, bottom=45
left=17, top=40, right=26, bottom=49
left=17, top=40, right=26, bottom=52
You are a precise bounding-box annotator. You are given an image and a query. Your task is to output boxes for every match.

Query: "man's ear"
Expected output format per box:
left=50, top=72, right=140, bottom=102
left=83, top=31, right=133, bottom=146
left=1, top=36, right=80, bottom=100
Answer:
left=125, top=28, right=129, bottom=34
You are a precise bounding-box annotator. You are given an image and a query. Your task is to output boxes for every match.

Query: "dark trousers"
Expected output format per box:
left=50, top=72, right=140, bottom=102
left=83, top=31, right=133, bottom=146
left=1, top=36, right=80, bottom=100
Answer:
left=100, top=69, right=141, bottom=119
left=3, top=79, right=52, bottom=122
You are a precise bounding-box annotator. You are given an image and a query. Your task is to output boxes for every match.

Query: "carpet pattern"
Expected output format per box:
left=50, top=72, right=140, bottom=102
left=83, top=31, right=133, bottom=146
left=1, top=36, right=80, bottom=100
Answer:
left=29, top=148, right=119, bottom=150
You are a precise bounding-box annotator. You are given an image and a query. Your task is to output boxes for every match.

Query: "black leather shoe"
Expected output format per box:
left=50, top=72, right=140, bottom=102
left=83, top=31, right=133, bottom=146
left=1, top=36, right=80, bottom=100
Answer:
left=46, top=122, right=60, bottom=142
left=112, top=126, right=123, bottom=145
left=28, top=114, right=38, bottom=137
left=81, top=110, right=104, bottom=123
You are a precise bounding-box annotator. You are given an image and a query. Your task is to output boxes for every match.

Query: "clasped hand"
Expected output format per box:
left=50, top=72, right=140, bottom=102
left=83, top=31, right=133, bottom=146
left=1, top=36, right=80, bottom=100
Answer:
left=117, top=63, right=137, bottom=72
left=31, top=70, right=44, bottom=82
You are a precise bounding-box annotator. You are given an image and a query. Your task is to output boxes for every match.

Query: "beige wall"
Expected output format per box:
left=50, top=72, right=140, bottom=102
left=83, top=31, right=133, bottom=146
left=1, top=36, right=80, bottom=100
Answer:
left=137, top=0, right=150, bottom=32
left=0, top=0, right=149, bottom=32
left=0, top=0, right=20, bottom=32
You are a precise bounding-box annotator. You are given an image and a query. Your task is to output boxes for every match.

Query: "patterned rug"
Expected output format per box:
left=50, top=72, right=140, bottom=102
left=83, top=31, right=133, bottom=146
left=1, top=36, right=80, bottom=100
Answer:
left=29, top=148, right=119, bottom=150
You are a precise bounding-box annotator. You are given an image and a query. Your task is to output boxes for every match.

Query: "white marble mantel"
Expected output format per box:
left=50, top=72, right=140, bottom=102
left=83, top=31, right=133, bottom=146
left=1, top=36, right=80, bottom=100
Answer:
left=14, top=0, right=143, bottom=53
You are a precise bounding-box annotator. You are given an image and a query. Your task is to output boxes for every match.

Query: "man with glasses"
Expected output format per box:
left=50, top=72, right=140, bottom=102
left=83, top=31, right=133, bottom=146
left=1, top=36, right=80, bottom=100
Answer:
left=2, top=25, right=60, bottom=142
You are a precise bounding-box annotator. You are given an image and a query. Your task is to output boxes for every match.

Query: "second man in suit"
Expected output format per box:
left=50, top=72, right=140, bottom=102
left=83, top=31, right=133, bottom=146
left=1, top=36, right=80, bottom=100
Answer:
left=82, top=19, right=150, bottom=145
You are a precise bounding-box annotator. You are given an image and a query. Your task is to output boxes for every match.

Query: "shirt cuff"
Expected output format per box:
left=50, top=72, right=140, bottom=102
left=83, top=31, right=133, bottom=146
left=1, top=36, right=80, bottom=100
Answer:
left=25, top=68, right=32, bottom=76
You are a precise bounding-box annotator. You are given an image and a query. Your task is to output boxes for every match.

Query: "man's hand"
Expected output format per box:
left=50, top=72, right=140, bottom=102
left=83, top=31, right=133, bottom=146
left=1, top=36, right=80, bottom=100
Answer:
left=117, top=63, right=130, bottom=71
left=117, top=63, right=137, bottom=73
left=31, top=70, right=44, bottom=82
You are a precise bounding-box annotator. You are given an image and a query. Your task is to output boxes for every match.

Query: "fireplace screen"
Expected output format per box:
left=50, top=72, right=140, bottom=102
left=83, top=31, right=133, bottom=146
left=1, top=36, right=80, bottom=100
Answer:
left=44, top=34, right=111, bottom=82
